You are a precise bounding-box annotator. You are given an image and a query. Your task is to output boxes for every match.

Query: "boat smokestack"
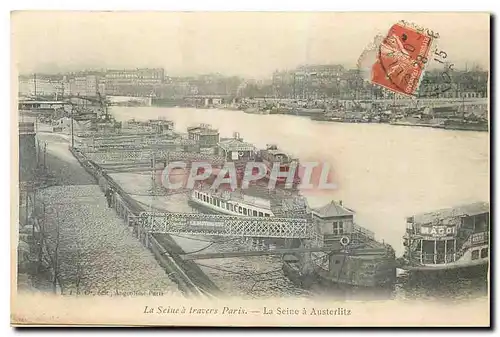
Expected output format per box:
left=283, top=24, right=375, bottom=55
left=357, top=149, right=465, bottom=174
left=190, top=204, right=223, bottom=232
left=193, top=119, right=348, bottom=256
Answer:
left=339, top=200, right=343, bottom=206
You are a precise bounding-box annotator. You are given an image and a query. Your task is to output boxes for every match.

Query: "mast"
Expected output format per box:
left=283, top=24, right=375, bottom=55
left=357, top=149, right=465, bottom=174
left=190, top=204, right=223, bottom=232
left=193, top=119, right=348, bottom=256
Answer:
left=293, top=72, right=296, bottom=99
left=71, top=106, right=74, bottom=148
left=33, top=73, right=37, bottom=97
left=462, top=95, right=465, bottom=122
left=150, top=151, right=156, bottom=212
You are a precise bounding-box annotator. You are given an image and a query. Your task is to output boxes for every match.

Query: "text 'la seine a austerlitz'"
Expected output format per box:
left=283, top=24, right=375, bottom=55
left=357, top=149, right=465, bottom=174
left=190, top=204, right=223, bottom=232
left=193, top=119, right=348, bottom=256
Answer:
left=144, top=306, right=352, bottom=316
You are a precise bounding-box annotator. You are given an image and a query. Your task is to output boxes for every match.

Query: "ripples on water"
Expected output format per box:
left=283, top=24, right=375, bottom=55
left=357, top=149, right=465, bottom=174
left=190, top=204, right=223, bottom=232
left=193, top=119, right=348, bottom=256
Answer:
left=108, top=107, right=489, bottom=301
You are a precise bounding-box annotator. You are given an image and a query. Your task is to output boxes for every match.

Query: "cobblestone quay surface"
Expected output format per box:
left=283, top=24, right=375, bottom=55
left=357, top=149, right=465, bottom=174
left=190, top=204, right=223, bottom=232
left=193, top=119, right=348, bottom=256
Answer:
left=35, top=133, right=178, bottom=296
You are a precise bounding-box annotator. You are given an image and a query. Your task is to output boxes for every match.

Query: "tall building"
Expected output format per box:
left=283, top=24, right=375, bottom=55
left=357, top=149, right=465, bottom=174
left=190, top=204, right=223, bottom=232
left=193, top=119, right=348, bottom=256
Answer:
left=70, top=77, right=88, bottom=96
left=104, top=68, right=164, bottom=96
left=272, top=64, right=346, bottom=99
left=86, top=75, right=98, bottom=96
left=18, top=76, right=59, bottom=97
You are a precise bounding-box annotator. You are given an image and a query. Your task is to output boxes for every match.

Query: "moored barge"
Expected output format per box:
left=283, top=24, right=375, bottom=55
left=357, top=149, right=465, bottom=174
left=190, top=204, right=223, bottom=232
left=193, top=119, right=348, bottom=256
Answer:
left=283, top=200, right=397, bottom=289
left=400, top=202, right=489, bottom=279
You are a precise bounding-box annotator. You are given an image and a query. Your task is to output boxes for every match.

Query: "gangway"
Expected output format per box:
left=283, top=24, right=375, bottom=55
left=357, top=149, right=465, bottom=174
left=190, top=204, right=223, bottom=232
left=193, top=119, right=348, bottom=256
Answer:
left=139, top=211, right=312, bottom=239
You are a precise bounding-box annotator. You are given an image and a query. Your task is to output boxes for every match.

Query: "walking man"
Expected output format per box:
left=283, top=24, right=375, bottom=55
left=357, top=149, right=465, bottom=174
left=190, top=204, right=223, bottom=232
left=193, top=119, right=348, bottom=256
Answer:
left=105, top=187, right=114, bottom=208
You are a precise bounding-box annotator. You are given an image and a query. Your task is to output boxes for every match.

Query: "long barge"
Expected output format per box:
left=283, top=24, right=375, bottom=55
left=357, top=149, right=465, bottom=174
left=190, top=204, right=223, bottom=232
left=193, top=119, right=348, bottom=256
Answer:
left=283, top=201, right=396, bottom=289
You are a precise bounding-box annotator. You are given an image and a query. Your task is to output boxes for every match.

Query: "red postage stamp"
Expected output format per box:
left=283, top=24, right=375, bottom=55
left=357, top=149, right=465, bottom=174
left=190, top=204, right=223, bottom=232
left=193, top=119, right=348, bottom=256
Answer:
left=371, top=22, right=435, bottom=96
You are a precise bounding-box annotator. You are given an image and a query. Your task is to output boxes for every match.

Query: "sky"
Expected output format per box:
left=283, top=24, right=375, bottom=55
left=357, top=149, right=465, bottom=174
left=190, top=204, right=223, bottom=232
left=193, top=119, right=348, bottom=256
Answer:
left=11, top=12, right=490, bottom=78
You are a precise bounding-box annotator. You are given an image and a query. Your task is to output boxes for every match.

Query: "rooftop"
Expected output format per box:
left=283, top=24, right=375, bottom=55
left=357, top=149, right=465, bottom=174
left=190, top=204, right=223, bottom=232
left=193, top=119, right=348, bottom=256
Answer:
left=312, top=200, right=355, bottom=218
left=408, top=202, right=490, bottom=225
left=218, top=138, right=256, bottom=152
left=196, top=183, right=302, bottom=211
left=187, top=124, right=219, bottom=135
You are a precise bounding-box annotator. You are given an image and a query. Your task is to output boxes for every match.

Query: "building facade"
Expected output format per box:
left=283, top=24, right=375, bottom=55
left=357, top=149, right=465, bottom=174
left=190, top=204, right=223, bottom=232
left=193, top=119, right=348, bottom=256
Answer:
left=105, top=68, right=164, bottom=96
left=187, top=124, right=220, bottom=148
left=18, top=77, right=59, bottom=97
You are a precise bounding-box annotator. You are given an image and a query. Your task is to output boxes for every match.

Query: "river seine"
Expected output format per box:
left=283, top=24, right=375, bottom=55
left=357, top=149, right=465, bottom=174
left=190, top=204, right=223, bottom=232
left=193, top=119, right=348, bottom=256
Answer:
left=112, top=106, right=489, bottom=253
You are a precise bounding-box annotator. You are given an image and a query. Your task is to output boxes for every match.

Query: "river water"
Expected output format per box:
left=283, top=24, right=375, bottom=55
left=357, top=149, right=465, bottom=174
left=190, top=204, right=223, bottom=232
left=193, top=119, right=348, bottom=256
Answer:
left=109, top=106, right=489, bottom=300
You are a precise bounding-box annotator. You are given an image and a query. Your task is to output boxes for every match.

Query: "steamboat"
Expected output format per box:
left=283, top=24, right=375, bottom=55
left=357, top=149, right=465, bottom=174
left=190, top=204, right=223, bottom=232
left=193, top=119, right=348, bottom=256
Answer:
left=400, top=202, right=489, bottom=279
left=189, top=183, right=308, bottom=219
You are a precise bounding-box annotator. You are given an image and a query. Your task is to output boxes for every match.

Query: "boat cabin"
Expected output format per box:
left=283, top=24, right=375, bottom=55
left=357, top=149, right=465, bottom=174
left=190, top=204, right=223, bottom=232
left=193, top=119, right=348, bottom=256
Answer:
left=187, top=123, right=220, bottom=148
left=260, top=145, right=294, bottom=164
left=403, top=202, right=489, bottom=266
left=259, top=145, right=300, bottom=184
left=148, top=119, right=174, bottom=133
left=312, top=201, right=356, bottom=246
left=217, top=132, right=257, bottom=162
left=191, top=188, right=274, bottom=218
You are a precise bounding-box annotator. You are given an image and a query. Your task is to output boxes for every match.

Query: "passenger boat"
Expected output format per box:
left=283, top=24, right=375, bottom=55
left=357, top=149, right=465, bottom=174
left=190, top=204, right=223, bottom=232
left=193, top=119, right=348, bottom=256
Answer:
left=400, top=202, right=489, bottom=277
left=188, top=183, right=309, bottom=219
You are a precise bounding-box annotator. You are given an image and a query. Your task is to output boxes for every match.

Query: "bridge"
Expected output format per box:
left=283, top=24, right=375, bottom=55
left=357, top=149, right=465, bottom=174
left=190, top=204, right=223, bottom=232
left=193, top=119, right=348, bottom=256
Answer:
left=138, top=212, right=311, bottom=239
left=90, top=154, right=315, bottom=241
left=19, top=94, right=108, bottom=108
left=75, top=136, right=314, bottom=242
left=18, top=100, right=71, bottom=110
left=183, top=94, right=235, bottom=107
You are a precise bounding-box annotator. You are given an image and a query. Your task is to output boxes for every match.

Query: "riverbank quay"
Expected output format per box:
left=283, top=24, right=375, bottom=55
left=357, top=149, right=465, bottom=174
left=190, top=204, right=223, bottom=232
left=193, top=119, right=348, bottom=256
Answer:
left=216, top=97, right=488, bottom=132
left=68, top=143, right=221, bottom=297
left=67, top=129, right=310, bottom=298
left=18, top=132, right=181, bottom=297
left=35, top=184, right=179, bottom=296
left=74, top=153, right=305, bottom=298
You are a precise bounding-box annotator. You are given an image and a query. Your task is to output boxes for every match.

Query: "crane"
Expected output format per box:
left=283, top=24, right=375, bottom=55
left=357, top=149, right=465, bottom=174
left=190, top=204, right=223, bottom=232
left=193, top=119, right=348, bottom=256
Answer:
left=96, top=91, right=109, bottom=120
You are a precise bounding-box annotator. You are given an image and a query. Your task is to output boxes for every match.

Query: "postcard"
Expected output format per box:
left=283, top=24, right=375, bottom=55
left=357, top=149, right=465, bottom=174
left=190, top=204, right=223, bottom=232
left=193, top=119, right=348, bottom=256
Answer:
left=11, top=11, right=490, bottom=327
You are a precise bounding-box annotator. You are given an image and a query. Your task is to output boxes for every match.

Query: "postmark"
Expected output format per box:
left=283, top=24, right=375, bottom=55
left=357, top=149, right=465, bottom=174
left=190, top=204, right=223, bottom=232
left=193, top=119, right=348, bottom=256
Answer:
left=358, top=20, right=457, bottom=99
left=372, top=22, right=435, bottom=97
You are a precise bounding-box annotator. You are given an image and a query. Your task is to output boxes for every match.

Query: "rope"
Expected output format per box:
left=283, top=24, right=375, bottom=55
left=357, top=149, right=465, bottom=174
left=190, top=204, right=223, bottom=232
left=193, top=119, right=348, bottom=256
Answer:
left=169, top=233, right=241, bottom=244
left=182, top=242, right=216, bottom=255
left=195, top=262, right=255, bottom=278
left=123, top=189, right=189, bottom=198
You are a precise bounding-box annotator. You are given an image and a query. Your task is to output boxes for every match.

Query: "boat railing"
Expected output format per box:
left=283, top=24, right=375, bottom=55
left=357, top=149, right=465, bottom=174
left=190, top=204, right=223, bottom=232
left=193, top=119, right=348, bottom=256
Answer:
left=458, top=231, right=489, bottom=254
left=311, top=229, right=324, bottom=248
left=408, top=232, right=489, bottom=265
left=352, top=223, right=375, bottom=241
left=322, top=230, right=374, bottom=247
left=450, top=232, right=488, bottom=254
left=409, top=252, right=461, bottom=265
